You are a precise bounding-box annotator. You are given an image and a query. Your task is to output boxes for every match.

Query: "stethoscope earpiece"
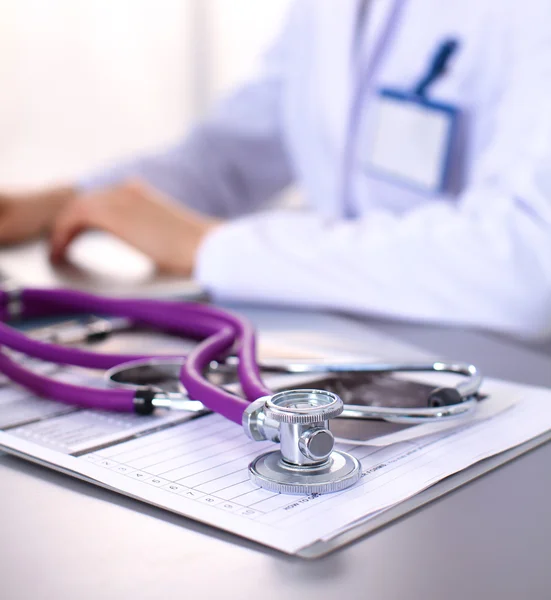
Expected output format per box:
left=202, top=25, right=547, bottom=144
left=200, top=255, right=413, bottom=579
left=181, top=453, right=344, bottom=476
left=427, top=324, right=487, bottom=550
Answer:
left=427, top=387, right=463, bottom=408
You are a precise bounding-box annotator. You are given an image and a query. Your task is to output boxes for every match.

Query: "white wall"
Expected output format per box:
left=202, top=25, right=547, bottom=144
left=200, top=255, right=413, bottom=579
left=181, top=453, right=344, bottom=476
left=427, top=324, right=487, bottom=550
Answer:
left=207, top=0, right=291, bottom=99
left=0, top=0, right=290, bottom=188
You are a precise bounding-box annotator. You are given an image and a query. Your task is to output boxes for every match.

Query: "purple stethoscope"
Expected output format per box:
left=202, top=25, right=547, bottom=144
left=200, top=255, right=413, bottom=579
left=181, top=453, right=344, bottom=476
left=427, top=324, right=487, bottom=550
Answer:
left=0, top=287, right=482, bottom=495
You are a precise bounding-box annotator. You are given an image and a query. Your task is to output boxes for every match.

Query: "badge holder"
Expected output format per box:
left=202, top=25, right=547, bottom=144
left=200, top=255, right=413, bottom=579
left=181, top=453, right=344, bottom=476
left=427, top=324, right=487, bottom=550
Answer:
left=362, top=38, right=462, bottom=195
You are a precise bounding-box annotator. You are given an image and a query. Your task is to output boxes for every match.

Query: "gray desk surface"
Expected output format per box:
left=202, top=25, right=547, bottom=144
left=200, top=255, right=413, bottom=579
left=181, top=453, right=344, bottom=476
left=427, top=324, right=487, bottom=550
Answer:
left=1, top=306, right=551, bottom=600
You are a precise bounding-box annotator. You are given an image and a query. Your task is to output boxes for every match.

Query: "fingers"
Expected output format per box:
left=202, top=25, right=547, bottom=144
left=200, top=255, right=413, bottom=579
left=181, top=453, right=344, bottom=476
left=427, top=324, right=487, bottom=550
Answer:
left=0, top=187, right=76, bottom=246
left=48, top=183, right=137, bottom=263
left=47, top=180, right=220, bottom=276
left=49, top=196, right=100, bottom=263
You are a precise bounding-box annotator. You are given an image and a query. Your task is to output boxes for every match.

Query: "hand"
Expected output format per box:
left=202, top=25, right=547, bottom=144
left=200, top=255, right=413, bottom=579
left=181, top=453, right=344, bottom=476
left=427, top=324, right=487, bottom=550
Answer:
left=0, top=186, right=75, bottom=245
left=49, top=179, right=222, bottom=276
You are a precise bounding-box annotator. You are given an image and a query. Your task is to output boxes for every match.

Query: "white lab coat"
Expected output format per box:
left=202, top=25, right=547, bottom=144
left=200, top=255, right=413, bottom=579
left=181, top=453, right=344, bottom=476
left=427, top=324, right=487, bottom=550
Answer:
left=83, top=0, right=551, bottom=339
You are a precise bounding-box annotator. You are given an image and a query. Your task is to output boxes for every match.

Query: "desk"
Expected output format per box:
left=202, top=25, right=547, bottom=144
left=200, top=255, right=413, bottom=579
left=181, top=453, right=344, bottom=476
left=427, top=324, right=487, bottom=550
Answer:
left=1, top=306, right=550, bottom=600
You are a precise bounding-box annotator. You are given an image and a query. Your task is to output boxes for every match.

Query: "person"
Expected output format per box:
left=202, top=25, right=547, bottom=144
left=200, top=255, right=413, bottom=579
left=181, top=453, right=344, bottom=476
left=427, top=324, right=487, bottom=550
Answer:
left=1, top=0, right=551, bottom=339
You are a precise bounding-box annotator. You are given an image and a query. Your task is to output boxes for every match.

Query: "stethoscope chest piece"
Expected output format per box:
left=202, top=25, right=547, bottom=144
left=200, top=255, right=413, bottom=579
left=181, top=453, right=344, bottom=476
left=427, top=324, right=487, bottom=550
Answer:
left=245, top=389, right=361, bottom=494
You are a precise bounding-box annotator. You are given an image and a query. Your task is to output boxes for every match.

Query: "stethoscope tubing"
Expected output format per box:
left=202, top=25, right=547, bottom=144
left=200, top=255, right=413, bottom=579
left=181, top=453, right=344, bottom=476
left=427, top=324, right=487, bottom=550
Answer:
left=2, top=289, right=222, bottom=368
left=0, top=288, right=272, bottom=423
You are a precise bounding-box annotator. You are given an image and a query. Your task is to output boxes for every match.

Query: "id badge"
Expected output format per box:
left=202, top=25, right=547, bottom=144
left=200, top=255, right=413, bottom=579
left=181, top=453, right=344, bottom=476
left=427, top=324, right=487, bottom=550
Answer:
left=361, top=89, right=460, bottom=194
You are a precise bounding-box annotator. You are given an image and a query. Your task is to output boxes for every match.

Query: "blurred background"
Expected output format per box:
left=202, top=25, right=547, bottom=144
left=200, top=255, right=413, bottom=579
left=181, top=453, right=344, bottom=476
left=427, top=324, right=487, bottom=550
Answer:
left=0, top=0, right=291, bottom=188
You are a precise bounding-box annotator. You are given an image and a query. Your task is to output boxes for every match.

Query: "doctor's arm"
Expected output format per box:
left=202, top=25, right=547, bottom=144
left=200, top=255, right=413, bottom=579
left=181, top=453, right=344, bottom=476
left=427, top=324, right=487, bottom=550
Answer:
left=195, top=18, right=551, bottom=339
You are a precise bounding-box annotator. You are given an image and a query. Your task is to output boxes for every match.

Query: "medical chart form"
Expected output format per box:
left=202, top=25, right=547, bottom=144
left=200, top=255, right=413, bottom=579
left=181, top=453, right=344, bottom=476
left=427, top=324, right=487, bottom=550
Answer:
left=2, top=334, right=551, bottom=555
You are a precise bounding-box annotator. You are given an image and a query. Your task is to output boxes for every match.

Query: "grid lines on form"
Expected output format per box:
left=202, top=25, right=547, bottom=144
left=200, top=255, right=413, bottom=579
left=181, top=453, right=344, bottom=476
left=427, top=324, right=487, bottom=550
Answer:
left=80, top=413, right=394, bottom=524
left=82, top=414, right=285, bottom=519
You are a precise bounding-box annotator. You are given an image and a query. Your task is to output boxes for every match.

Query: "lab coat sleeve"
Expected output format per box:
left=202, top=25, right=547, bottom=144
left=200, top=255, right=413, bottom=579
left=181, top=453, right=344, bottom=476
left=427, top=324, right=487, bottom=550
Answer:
left=78, top=9, right=298, bottom=218
left=195, top=2, right=551, bottom=339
